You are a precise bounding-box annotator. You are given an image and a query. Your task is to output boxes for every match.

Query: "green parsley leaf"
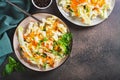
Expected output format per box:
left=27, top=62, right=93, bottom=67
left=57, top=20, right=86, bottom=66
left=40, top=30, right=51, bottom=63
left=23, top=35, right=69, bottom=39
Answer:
left=57, top=32, right=72, bottom=55
left=2, top=56, right=25, bottom=76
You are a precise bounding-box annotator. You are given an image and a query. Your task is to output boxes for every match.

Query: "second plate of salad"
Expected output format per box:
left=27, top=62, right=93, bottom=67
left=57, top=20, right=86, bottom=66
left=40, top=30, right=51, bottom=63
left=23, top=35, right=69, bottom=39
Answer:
left=56, top=0, right=115, bottom=26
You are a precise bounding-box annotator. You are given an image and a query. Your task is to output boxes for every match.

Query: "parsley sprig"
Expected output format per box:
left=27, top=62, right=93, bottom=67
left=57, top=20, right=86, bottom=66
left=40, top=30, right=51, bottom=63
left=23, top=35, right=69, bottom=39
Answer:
left=2, top=56, right=25, bottom=76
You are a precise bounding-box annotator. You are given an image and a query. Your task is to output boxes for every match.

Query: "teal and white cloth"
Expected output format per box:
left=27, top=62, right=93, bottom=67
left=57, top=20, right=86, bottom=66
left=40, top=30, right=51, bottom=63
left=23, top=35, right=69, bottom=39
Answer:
left=0, top=0, right=31, bottom=65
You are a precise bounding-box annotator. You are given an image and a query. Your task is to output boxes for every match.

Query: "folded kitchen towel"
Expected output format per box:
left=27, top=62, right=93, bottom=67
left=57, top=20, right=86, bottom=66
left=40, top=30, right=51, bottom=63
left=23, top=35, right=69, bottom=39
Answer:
left=0, top=0, right=31, bottom=65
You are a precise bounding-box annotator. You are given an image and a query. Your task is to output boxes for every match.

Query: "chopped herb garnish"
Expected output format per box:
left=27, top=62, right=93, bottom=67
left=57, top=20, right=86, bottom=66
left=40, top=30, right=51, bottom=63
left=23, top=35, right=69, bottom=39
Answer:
left=66, top=5, right=73, bottom=12
left=38, top=40, right=42, bottom=46
left=36, top=52, right=41, bottom=55
left=38, top=37, right=48, bottom=44
left=41, top=53, right=47, bottom=58
left=43, top=37, right=48, bottom=41
left=52, top=50, right=63, bottom=57
left=43, top=25, right=46, bottom=31
left=57, top=32, right=72, bottom=55
left=43, top=63, right=47, bottom=69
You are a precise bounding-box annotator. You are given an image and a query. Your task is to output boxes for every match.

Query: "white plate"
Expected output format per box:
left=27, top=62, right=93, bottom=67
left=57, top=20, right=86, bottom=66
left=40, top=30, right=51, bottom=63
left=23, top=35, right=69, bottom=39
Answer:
left=13, top=13, right=72, bottom=71
left=56, top=0, right=115, bottom=27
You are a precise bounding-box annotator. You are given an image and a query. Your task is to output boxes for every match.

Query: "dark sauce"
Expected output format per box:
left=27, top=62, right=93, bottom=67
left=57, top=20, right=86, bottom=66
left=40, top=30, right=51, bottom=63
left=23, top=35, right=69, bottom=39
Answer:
left=33, top=0, right=51, bottom=7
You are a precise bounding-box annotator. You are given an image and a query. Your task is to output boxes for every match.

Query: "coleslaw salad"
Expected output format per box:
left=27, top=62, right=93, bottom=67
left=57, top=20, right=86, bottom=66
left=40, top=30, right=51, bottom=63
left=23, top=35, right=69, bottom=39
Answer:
left=59, top=0, right=111, bottom=25
left=17, top=16, right=72, bottom=70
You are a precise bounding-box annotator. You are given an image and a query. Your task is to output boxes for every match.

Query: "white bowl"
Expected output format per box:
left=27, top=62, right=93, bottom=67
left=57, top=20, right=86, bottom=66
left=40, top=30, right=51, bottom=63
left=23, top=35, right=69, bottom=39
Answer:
left=13, top=13, right=72, bottom=71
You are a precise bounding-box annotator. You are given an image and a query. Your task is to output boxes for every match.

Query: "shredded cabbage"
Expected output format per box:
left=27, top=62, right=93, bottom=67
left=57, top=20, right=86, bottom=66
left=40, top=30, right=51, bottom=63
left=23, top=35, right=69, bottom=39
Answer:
left=59, top=0, right=111, bottom=25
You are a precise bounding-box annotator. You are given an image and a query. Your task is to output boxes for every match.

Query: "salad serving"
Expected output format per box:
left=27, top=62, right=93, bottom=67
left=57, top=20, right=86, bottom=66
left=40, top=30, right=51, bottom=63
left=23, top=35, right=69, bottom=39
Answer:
left=17, top=15, right=72, bottom=70
left=59, top=0, right=112, bottom=25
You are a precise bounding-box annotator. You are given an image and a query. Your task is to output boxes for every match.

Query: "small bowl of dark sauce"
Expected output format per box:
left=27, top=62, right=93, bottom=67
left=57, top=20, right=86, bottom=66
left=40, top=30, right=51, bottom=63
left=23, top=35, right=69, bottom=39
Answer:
left=32, top=0, right=53, bottom=9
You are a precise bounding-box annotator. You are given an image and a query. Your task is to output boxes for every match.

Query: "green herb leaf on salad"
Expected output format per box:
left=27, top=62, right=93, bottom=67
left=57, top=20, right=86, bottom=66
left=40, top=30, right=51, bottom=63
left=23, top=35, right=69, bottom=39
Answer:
left=57, top=32, right=72, bottom=55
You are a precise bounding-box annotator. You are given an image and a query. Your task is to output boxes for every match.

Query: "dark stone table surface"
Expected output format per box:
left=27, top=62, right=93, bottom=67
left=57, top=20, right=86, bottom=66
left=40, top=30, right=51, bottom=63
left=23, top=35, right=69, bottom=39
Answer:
left=0, top=0, right=120, bottom=80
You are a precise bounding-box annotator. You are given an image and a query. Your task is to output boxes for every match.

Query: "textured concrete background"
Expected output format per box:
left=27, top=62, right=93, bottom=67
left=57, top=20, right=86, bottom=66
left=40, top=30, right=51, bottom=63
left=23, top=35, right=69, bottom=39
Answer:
left=0, top=0, right=120, bottom=80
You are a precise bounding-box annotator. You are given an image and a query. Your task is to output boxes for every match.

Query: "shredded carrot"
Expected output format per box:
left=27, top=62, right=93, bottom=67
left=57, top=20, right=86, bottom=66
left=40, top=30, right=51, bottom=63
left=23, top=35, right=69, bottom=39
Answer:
left=91, top=0, right=98, bottom=5
left=97, top=0, right=105, bottom=7
left=90, top=0, right=105, bottom=7
left=32, top=40, right=38, bottom=47
left=45, top=43, right=49, bottom=49
left=42, top=58, right=47, bottom=63
left=52, top=21, right=58, bottom=30
left=70, top=0, right=78, bottom=16
left=46, top=29, right=53, bottom=37
left=23, top=35, right=27, bottom=39
left=81, top=18, right=85, bottom=23
left=38, top=34, right=43, bottom=40
left=70, top=0, right=87, bottom=16
left=54, top=45, right=59, bottom=51
left=30, top=32, right=35, bottom=38
left=34, top=54, right=41, bottom=59
left=23, top=52, right=30, bottom=59
left=47, top=57, right=54, bottom=67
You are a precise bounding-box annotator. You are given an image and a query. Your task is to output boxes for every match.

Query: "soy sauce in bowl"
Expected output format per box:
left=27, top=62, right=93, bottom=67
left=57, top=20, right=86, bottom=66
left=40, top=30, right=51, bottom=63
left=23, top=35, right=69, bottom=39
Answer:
left=32, top=0, right=53, bottom=9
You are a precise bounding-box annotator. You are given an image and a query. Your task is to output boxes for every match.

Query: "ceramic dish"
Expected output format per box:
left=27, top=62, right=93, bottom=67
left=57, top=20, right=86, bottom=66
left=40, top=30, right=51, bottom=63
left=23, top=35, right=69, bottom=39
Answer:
left=32, top=0, right=53, bottom=9
left=13, top=13, right=72, bottom=71
left=56, top=0, right=115, bottom=27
